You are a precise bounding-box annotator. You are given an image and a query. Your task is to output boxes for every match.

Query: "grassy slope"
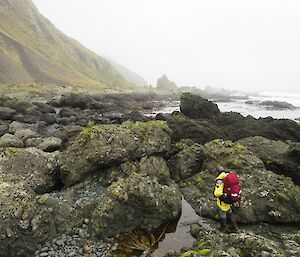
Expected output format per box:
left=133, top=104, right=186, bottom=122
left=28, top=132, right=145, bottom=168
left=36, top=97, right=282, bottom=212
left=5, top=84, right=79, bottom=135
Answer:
left=0, top=0, right=140, bottom=90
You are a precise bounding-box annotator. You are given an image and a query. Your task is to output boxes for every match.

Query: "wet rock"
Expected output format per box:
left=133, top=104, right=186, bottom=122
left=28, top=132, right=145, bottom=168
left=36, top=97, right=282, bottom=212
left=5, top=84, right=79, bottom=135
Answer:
left=0, top=106, right=17, bottom=120
left=180, top=92, right=220, bottom=119
left=120, top=110, right=150, bottom=123
left=0, top=147, right=60, bottom=194
left=38, top=137, right=62, bottom=152
left=40, top=113, right=58, bottom=125
left=60, top=121, right=172, bottom=186
left=92, top=173, right=181, bottom=237
left=259, top=100, right=296, bottom=110
left=0, top=133, right=24, bottom=147
left=238, top=136, right=300, bottom=185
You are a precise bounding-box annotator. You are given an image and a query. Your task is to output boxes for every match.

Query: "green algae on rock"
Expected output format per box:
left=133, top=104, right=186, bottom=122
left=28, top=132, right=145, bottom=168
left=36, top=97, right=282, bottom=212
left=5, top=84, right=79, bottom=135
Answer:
left=60, top=121, right=172, bottom=186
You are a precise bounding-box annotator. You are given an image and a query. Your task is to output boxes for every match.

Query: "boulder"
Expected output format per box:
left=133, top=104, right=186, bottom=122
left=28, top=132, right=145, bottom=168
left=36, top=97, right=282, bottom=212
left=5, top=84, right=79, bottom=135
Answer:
left=180, top=139, right=300, bottom=224
left=180, top=92, right=220, bottom=119
left=40, top=113, right=58, bottom=125
left=59, top=107, right=78, bottom=117
left=238, top=136, right=300, bottom=185
left=0, top=182, right=38, bottom=256
left=9, top=121, right=33, bottom=134
left=38, top=137, right=62, bottom=152
left=0, top=133, right=24, bottom=148
left=33, top=102, right=56, bottom=114
left=0, top=106, right=17, bottom=120
left=0, top=124, right=8, bottom=136
left=91, top=173, right=182, bottom=237
left=157, top=111, right=222, bottom=144
left=120, top=110, right=150, bottom=123
left=13, top=114, right=39, bottom=124
left=14, top=128, right=40, bottom=141
left=168, top=139, right=204, bottom=181
left=24, top=137, right=43, bottom=147
left=60, top=121, right=172, bottom=186
left=0, top=147, right=60, bottom=194
left=97, top=155, right=171, bottom=187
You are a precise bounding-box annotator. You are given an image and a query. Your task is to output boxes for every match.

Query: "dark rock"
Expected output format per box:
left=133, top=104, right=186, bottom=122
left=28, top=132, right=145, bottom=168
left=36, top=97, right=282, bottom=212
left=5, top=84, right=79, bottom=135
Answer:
left=13, top=114, right=39, bottom=124
left=25, top=105, right=42, bottom=116
left=40, top=113, right=58, bottom=125
left=0, top=106, right=17, bottom=120
left=259, top=100, right=296, bottom=110
left=33, top=102, right=56, bottom=114
left=180, top=92, right=220, bottom=119
left=60, top=121, right=172, bottom=186
left=91, top=173, right=181, bottom=237
left=162, top=112, right=222, bottom=144
left=0, top=133, right=24, bottom=147
left=59, top=108, right=78, bottom=118
left=120, top=110, right=150, bottom=123
left=238, top=136, right=300, bottom=185
left=0, top=124, right=8, bottom=136
left=180, top=139, right=300, bottom=224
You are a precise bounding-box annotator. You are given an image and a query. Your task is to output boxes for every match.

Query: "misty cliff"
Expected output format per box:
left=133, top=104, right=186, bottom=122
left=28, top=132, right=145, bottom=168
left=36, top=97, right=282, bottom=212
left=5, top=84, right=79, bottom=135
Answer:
left=0, top=0, right=145, bottom=89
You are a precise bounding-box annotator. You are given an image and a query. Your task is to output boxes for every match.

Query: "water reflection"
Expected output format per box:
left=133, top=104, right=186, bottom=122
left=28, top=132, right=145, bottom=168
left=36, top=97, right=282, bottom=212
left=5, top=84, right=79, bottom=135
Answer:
left=109, top=198, right=199, bottom=257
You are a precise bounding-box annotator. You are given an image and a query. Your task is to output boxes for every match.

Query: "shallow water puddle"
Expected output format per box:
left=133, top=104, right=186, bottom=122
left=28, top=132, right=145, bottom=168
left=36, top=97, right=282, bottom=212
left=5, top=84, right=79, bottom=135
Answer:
left=150, top=198, right=199, bottom=257
left=112, top=197, right=200, bottom=257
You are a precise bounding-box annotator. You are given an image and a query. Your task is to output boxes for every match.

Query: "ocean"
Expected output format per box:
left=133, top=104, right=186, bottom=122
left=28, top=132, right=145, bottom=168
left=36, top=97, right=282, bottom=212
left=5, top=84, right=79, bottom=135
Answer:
left=153, top=91, right=300, bottom=122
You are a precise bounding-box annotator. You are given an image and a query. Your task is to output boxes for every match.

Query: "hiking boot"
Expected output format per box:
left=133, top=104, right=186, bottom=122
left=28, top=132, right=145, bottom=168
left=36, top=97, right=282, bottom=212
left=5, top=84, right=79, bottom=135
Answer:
left=219, top=219, right=229, bottom=233
left=228, top=215, right=239, bottom=233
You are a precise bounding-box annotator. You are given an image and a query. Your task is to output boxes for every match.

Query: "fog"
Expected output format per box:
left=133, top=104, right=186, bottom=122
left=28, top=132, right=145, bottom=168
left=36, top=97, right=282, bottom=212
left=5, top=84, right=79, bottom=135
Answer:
left=32, top=0, right=300, bottom=93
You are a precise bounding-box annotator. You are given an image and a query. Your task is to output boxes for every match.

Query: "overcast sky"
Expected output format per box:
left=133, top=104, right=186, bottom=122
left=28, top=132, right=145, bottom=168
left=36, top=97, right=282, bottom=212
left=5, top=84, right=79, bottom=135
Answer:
left=32, top=0, right=300, bottom=92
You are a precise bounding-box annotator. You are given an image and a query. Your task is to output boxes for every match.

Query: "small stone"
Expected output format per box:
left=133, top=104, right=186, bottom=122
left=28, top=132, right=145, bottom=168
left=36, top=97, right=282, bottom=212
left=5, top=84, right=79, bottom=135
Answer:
left=40, top=253, right=49, bottom=257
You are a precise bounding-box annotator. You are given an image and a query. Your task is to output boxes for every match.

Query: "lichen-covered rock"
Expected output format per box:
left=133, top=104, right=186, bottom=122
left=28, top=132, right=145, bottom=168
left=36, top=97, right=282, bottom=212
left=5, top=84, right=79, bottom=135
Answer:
left=168, top=139, right=204, bottom=181
left=38, top=137, right=62, bottom=152
left=180, top=139, right=300, bottom=224
left=0, top=182, right=38, bottom=256
left=14, top=128, right=40, bottom=141
left=92, top=173, right=181, bottom=237
left=0, top=147, right=60, bottom=194
left=238, top=136, right=300, bottom=185
left=180, top=92, right=220, bottom=119
left=0, top=133, right=24, bottom=147
left=60, top=121, right=172, bottom=186
left=97, top=155, right=171, bottom=186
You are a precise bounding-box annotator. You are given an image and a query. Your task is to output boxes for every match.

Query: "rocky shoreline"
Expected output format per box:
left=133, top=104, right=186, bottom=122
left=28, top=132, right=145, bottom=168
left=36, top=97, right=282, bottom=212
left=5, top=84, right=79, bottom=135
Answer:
left=0, top=91, right=299, bottom=257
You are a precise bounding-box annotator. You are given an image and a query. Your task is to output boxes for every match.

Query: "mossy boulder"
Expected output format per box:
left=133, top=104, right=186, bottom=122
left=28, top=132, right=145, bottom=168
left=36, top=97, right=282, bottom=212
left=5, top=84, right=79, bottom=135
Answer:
left=60, top=121, right=172, bottom=186
left=0, top=147, right=60, bottom=194
left=238, top=136, right=300, bottom=185
left=168, top=139, right=204, bottom=181
left=0, top=133, right=24, bottom=147
left=92, top=173, right=181, bottom=237
left=180, top=139, right=300, bottom=224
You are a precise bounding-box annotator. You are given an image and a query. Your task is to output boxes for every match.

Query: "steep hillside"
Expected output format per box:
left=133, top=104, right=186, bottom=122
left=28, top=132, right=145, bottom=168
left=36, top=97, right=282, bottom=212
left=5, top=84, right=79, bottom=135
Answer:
left=0, top=0, right=142, bottom=89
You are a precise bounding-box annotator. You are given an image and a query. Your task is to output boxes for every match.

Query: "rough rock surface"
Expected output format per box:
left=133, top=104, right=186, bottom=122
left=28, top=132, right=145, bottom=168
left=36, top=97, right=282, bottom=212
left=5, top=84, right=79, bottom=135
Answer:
left=238, top=136, right=300, bottom=185
left=92, top=173, right=182, bottom=237
left=180, top=139, right=300, bottom=224
left=60, top=121, right=172, bottom=186
left=0, top=133, right=24, bottom=147
left=0, top=147, right=60, bottom=194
